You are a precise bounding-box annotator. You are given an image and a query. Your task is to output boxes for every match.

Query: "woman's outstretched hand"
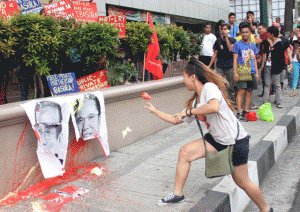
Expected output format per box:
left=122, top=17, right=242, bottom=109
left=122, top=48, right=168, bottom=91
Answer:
left=173, top=111, right=187, bottom=120
left=144, top=102, right=157, bottom=114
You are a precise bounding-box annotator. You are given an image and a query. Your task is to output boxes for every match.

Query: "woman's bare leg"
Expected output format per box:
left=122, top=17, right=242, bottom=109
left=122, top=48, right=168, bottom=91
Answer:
left=232, top=164, right=270, bottom=212
left=173, top=138, right=217, bottom=195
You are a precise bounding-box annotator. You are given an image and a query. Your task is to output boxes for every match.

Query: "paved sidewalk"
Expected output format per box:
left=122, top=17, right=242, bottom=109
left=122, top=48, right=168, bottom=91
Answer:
left=2, top=82, right=300, bottom=212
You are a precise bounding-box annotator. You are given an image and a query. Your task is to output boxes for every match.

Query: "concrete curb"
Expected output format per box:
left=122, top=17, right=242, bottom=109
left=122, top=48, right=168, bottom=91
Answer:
left=189, top=105, right=300, bottom=212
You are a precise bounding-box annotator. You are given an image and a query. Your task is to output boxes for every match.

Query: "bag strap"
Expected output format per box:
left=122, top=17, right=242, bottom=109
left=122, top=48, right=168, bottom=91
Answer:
left=194, top=98, right=239, bottom=152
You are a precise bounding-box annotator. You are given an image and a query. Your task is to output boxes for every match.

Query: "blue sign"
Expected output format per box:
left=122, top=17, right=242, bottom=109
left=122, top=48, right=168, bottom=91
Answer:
left=46, top=72, right=80, bottom=96
left=16, top=0, right=42, bottom=12
left=22, top=6, right=43, bottom=14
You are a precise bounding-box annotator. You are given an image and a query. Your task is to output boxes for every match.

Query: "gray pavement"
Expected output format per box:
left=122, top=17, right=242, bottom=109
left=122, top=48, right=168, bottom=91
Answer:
left=244, top=134, right=300, bottom=212
left=2, top=80, right=300, bottom=212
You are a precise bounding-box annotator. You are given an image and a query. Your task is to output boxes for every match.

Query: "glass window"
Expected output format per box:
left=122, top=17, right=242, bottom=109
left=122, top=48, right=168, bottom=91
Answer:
left=243, top=5, right=249, bottom=12
left=236, top=13, right=243, bottom=20
left=273, top=10, right=279, bottom=17
left=236, top=6, right=242, bottom=13
left=243, top=0, right=249, bottom=4
left=249, top=4, right=256, bottom=12
left=279, top=2, right=285, bottom=9
left=235, top=0, right=242, bottom=6
left=272, top=2, right=279, bottom=10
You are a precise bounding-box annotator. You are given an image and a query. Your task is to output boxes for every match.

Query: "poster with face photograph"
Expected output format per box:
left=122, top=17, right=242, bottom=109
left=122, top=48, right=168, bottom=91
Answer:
left=69, top=91, right=110, bottom=157
left=21, top=99, right=70, bottom=178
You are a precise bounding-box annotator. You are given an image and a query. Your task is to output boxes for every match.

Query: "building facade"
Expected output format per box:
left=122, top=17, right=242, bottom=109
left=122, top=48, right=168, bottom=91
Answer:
left=229, top=0, right=285, bottom=26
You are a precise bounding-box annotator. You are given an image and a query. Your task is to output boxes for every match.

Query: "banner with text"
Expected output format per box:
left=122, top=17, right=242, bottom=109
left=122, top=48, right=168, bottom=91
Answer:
left=71, top=1, right=98, bottom=23
left=99, top=15, right=126, bottom=39
left=77, top=70, right=110, bottom=92
left=0, top=1, right=19, bottom=18
left=46, top=72, right=80, bottom=96
left=43, top=0, right=74, bottom=19
left=16, top=0, right=41, bottom=13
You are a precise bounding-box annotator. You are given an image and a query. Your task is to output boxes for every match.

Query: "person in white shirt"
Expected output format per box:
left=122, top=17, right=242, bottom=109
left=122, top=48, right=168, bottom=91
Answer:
left=144, top=57, right=273, bottom=212
left=199, top=23, right=217, bottom=66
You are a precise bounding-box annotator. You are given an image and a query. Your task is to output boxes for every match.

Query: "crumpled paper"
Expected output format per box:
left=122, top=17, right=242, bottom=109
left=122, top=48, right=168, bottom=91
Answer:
left=122, top=127, right=133, bottom=138
left=91, top=167, right=103, bottom=176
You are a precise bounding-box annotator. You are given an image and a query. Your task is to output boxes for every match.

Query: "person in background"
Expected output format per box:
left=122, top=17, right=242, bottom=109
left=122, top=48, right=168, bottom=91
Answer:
left=275, top=17, right=284, bottom=32
left=243, top=11, right=259, bottom=35
left=199, top=23, right=217, bottom=66
left=233, top=23, right=259, bottom=121
left=263, top=26, right=286, bottom=108
left=290, top=29, right=300, bottom=97
left=215, top=20, right=225, bottom=40
left=227, top=12, right=239, bottom=39
left=208, top=23, right=236, bottom=102
left=275, top=23, right=293, bottom=92
left=257, top=24, right=270, bottom=98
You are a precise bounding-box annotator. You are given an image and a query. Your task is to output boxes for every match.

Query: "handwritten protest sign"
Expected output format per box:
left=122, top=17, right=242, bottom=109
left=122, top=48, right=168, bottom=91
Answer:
left=0, top=1, right=19, bottom=18
left=46, top=72, right=80, bottom=96
left=99, top=16, right=126, bottom=39
left=16, top=0, right=41, bottom=13
left=22, top=6, right=42, bottom=14
left=77, top=70, right=110, bottom=92
left=43, top=0, right=74, bottom=19
left=71, top=1, right=98, bottom=23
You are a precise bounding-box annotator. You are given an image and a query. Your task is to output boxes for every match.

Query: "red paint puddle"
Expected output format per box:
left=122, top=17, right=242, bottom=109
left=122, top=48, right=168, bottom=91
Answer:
left=1, top=133, right=106, bottom=211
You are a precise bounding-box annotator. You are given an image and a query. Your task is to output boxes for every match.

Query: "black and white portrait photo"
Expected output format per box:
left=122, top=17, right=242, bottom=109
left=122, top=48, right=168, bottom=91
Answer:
left=70, top=92, right=109, bottom=157
left=21, top=99, right=70, bottom=178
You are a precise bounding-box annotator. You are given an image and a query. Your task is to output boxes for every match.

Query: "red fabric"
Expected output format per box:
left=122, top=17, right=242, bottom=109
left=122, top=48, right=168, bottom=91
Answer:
left=245, top=111, right=257, bottom=121
left=145, top=13, right=163, bottom=80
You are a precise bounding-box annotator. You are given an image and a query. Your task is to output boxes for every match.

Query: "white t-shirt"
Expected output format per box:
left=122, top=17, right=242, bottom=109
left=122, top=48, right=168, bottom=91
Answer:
left=200, top=33, right=217, bottom=57
left=183, top=82, right=248, bottom=145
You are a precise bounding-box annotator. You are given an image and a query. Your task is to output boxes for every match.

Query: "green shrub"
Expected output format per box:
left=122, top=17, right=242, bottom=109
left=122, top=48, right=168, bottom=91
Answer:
left=121, top=21, right=153, bottom=63
left=106, top=61, right=138, bottom=86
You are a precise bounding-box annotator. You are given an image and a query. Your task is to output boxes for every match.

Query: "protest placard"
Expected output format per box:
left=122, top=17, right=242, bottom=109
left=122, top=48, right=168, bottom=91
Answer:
left=0, top=1, right=19, bottom=18
left=22, top=6, right=42, bottom=14
left=71, top=1, right=98, bottom=23
left=77, top=70, right=110, bottom=92
left=99, top=15, right=126, bottom=39
left=43, top=0, right=74, bottom=19
left=46, top=72, right=80, bottom=96
left=16, top=0, right=41, bottom=13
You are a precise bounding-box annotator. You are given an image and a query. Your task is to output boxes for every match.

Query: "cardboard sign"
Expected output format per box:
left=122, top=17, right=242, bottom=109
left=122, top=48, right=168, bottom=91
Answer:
left=0, top=1, right=19, bottom=18
left=99, top=15, right=126, bottom=39
left=22, top=6, right=42, bottom=14
left=46, top=72, right=80, bottom=96
left=16, top=0, right=41, bottom=12
left=77, top=70, right=110, bottom=92
left=43, top=0, right=74, bottom=19
left=71, top=1, right=98, bottom=23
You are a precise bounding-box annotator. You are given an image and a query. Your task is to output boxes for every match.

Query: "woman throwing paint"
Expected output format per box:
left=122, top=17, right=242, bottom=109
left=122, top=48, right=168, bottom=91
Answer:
left=144, top=57, right=273, bottom=212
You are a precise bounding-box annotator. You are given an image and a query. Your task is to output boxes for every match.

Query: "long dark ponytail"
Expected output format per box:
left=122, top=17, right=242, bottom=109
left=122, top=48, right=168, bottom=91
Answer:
left=184, top=57, right=235, bottom=111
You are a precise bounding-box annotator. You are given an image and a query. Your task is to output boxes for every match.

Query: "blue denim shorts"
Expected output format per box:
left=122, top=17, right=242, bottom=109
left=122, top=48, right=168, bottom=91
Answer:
left=204, top=133, right=250, bottom=167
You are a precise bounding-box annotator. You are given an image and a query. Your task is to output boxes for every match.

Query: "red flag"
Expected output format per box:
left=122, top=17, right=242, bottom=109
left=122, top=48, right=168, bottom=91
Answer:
left=145, top=13, right=163, bottom=80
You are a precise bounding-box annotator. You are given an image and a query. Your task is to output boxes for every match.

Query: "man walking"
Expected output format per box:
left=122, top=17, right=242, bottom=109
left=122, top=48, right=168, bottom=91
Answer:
left=233, top=23, right=259, bottom=121
left=263, top=26, right=285, bottom=108
left=208, top=23, right=236, bottom=101
left=199, top=23, right=217, bottom=66
left=227, top=13, right=239, bottom=39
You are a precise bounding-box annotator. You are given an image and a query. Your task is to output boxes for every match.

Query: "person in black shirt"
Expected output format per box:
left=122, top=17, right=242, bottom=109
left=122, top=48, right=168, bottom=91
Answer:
left=263, top=26, right=285, bottom=108
left=208, top=23, right=236, bottom=101
left=243, top=11, right=258, bottom=34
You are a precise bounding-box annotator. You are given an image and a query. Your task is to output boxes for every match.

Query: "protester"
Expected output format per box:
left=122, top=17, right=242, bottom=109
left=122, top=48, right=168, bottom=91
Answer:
left=275, top=17, right=284, bottom=32
left=215, top=20, right=225, bottom=40
left=276, top=24, right=293, bottom=92
left=288, top=27, right=300, bottom=89
left=243, top=11, right=259, bottom=35
left=233, top=23, right=259, bottom=121
left=208, top=23, right=236, bottom=101
left=263, top=26, right=286, bottom=108
left=144, top=57, right=273, bottom=212
left=199, top=23, right=217, bottom=66
left=290, top=29, right=300, bottom=97
left=227, top=13, right=239, bottom=39
left=257, top=23, right=270, bottom=98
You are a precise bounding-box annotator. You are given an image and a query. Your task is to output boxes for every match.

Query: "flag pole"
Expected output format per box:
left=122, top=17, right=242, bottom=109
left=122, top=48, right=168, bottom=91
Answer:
left=143, top=12, right=149, bottom=82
